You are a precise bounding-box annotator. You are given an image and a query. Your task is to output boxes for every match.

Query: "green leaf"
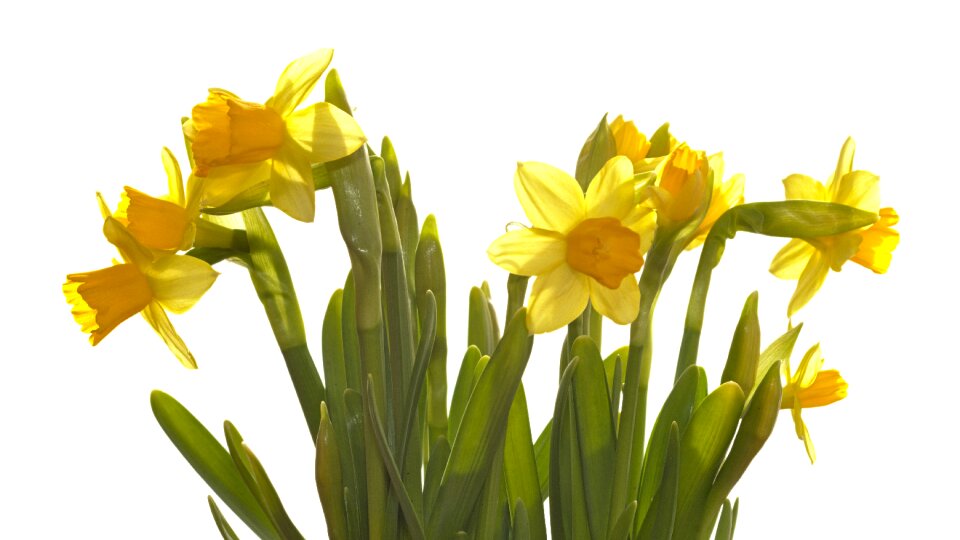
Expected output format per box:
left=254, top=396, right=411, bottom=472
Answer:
left=647, top=122, right=673, bottom=158
left=673, top=383, right=745, bottom=540
left=448, top=346, right=483, bottom=443
left=549, top=358, right=578, bottom=540
left=342, top=389, right=368, bottom=539
left=423, top=436, right=451, bottom=524
left=381, top=137, right=402, bottom=207
left=208, top=496, right=240, bottom=540
left=150, top=391, right=280, bottom=540
left=512, top=500, right=531, bottom=540
left=316, top=403, right=348, bottom=540
left=721, top=292, right=761, bottom=396
left=428, top=310, right=533, bottom=538
left=713, top=500, right=733, bottom=540
left=575, top=114, right=617, bottom=192
left=399, top=291, right=437, bottom=468
left=637, top=422, right=680, bottom=540
left=609, top=501, right=637, bottom=540
left=417, top=214, right=448, bottom=456
left=636, top=365, right=700, bottom=530
left=468, top=286, right=497, bottom=355
left=533, top=420, right=552, bottom=502
left=502, top=384, right=547, bottom=540
left=570, top=337, right=616, bottom=540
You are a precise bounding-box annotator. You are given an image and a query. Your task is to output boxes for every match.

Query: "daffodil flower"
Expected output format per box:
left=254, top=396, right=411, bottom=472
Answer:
left=183, top=49, right=366, bottom=222
left=610, top=115, right=677, bottom=173
left=647, top=144, right=711, bottom=227
left=63, top=197, right=218, bottom=368
left=781, top=343, right=848, bottom=463
left=769, top=138, right=899, bottom=317
left=685, top=152, right=745, bottom=250
left=487, top=156, right=656, bottom=333
left=111, top=147, right=202, bottom=252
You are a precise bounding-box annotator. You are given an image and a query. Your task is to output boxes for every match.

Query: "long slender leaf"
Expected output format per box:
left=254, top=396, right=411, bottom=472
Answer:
left=713, top=500, right=733, bottom=540
left=150, top=391, right=280, bottom=539
left=243, top=445, right=305, bottom=540
left=638, top=422, right=680, bottom=540
left=549, top=358, right=578, bottom=540
left=512, top=500, right=531, bottom=540
left=720, top=292, right=760, bottom=395
left=416, top=215, right=448, bottom=456
left=609, top=502, right=637, bottom=540
left=502, top=384, right=547, bottom=540
left=208, top=496, right=240, bottom=540
left=316, top=403, right=348, bottom=540
left=423, top=435, right=451, bottom=523
left=448, top=346, right=483, bottom=442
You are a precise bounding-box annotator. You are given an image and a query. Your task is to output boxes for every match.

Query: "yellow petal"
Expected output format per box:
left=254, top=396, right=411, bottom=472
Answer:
left=770, top=239, right=816, bottom=279
left=269, top=141, right=316, bottom=222
left=64, top=264, right=153, bottom=345
left=831, top=170, right=880, bottom=213
left=284, top=102, right=367, bottom=163
left=688, top=172, right=745, bottom=250
left=526, top=264, right=589, bottom=334
left=118, top=187, right=194, bottom=252
left=589, top=275, right=640, bottom=325
left=787, top=250, right=830, bottom=318
left=161, top=147, right=185, bottom=206
left=783, top=174, right=827, bottom=201
left=487, top=227, right=566, bottom=276
left=514, top=162, right=585, bottom=233
left=852, top=207, right=899, bottom=273
left=794, top=343, right=824, bottom=388
left=585, top=156, right=636, bottom=220
left=793, top=404, right=817, bottom=464
left=102, top=217, right=153, bottom=268
left=796, top=369, right=848, bottom=408
left=141, top=301, right=197, bottom=369
left=144, top=254, right=219, bottom=314
left=830, top=137, right=856, bottom=189
left=622, top=206, right=656, bottom=254
left=267, top=49, right=334, bottom=117
left=200, top=160, right=272, bottom=207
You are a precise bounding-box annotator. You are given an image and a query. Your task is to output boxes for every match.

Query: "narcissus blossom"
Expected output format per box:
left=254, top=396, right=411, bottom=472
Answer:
left=686, top=152, right=745, bottom=250
left=769, top=138, right=899, bottom=317
left=184, top=49, right=366, bottom=222
left=781, top=343, right=848, bottom=463
left=63, top=198, right=218, bottom=368
left=488, top=156, right=656, bottom=333
left=610, top=115, right=677, bottom=173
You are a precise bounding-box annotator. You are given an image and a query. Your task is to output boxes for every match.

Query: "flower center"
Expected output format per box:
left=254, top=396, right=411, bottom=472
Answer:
left=190, top=93, right=285, bottom=175
left=566, top=217, right=644, bottom=288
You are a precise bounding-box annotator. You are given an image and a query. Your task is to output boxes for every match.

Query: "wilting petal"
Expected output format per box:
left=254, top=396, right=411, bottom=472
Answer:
left=526, top=264, right=589, bottom=334
left=589, top=274, right=640, bottom=325
left=487, top=227, right=565, bottom=275
left=161, top=147, right=185, bottom=206
left=787, top=251, right=830, bottom=317
left=284, top=102, right=366, bottom=162
left=770, top=239, right=816, bottom=279
left=141, top=301, right=197, bottom=369
left=832, top=170, right=880, bottom=213
left=201, top=160, right=272, bottom=207
left=267, top=48, right=334, bottom=116
left=514, top=162, right=585, bottom=233
left=783, top=174, right=827, bottom=202
left=144, top=254, right=219, bottom=314
left=269, top=141, right=316, bottom=222
left=586, top=156, right=636, bottom=220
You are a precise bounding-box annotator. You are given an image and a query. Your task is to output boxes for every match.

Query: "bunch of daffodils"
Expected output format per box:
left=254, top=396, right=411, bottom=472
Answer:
left=65, top=51, right=896, bottom=540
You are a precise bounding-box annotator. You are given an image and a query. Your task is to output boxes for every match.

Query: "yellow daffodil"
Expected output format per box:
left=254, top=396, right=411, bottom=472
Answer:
left=685, top=152, right=745, bottom=250
left=648, top=144, right=711, bottom=226
left=780, top=343, right=848, bottom=463
left=63, top=197, right=218, bottom=368
left=111, top=148, right=202, bottom=252
left=769, top=138, right=899, bottom=317
left=487, top=156, right=656, bottom=333
left=610, top=115, right=677, bottom=173
left=183, top=49, right=366, bottom=222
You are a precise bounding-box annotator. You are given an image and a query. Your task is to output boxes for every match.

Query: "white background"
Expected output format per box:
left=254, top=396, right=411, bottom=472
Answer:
left=2, top=1, right=957, bottom=538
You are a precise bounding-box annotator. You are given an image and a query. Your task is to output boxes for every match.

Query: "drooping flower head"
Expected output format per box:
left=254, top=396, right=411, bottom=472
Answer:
left=111, top=147, right=202, bottom=252
left=184, top=49, right=366, bottom=222
left=488, top=156, right=656, bottom=333
left=780, top=343, right=848, bottom=463
left=63, top=197, right=218, bottom=368
left=769, top=137, right=899, bottom=317
left=685, top=152, right=745, bottom=250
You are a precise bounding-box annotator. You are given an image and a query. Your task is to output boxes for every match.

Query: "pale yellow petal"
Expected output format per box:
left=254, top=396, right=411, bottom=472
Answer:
left=852, top=207, right=899, bottom=273
left=585, top=156, right=635, bottom=220
left=161, top=147, right=185, bottom=206
left=787, top=250, right=830, bottom=318
left=102, top=217, right=153, bottom=268
left=783, top=174, right=827, bottom=201
left=831, top=170, right=880, bottom=213
left=794, top=343, right=824, bottom=388
left=514, top=162, right=585, bottom=233
left=622, top=207, right=657, bottom=254
left=200, top=160, right=271, bottom=207
left=269, top=141, right=316, bottom=222
left=144, top=255, right=219, bottom=314
left=526, top=264, right=589, bottom=334
left=284, top=103, right=367, bottom=163
left=589, top=275, right=640, bottom=325
left=487, top=227, right=565, bottom=276
left=141, top=301, right=197, bottom=369
left=830, top=137, right=856, bottom=188
left=267, top=49, right=334, bottom=116
left=770, top=239, right=816, bottom=279
left=794, top=404, right=816, bottom=463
